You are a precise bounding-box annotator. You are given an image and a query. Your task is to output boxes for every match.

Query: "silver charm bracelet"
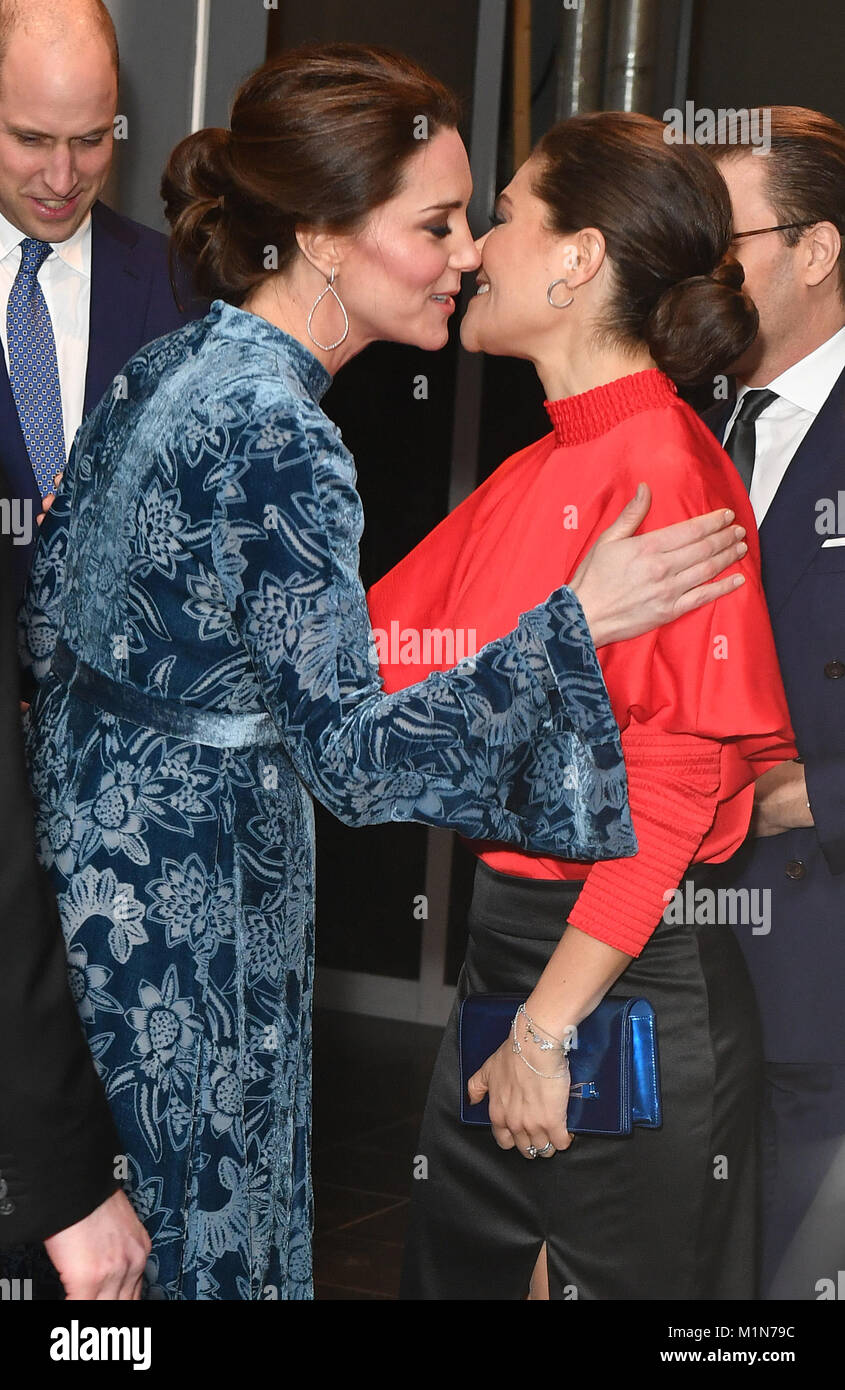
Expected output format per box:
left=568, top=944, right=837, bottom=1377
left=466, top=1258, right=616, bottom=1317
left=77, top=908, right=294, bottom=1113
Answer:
left=511, top=1004, right=572, bottom=1079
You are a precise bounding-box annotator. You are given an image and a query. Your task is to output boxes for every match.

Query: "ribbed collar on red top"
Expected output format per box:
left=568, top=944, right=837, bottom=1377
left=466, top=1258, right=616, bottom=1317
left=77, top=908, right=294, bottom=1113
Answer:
left=544, top=369, right=678, bottom=447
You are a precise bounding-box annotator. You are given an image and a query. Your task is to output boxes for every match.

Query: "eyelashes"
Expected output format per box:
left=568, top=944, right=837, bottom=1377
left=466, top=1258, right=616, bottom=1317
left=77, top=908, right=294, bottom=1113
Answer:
left=426, top=225, right=451, bottom=239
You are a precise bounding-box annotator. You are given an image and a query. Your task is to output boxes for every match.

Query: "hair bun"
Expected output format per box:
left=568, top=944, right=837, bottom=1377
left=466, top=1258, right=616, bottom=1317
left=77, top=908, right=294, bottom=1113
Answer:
left=161, top=128, right=238, bottom=301
left=162, top=127, right=232, bottom=217
left=708, top=255, right=746, bottom=292
left=643, top=255, right=758, bottom=387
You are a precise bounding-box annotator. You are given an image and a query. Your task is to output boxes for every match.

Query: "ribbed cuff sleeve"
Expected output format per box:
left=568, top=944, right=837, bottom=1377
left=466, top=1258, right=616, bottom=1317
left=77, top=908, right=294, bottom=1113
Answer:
left=566, top=730, right=723, bottom=955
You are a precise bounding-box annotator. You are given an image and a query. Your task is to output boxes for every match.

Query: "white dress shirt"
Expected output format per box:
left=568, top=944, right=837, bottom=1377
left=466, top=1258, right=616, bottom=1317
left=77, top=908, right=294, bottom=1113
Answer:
left=0, top=208, right=92, bottom=462
left=722, top=326, right=845, bottom=527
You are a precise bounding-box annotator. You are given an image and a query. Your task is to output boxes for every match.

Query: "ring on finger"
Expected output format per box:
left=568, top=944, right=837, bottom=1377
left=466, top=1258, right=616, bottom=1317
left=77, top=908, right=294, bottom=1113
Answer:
left=526, top=1145, right=538, bottom=1159
left=537, top=1141, right=554, bottom=1156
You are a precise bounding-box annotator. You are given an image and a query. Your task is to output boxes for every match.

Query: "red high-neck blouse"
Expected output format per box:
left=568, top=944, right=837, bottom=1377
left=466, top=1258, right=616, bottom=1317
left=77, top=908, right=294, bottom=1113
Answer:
left=366, top=370, right=797, bottom=956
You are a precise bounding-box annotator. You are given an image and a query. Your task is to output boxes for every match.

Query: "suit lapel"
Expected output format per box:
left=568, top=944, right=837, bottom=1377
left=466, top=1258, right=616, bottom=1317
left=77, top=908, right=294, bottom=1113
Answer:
left=702, top=398, right=735, bottom=447
left=757, top=365, right=845, bottom=616
left=85, top=201, right=146, bottom=414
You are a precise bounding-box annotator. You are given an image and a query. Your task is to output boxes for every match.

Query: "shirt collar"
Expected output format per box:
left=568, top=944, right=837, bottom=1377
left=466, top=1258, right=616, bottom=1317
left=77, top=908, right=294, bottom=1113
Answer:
left=0, top=206, right=92, bottom=278
left=738, top=325, right=845, bottom=416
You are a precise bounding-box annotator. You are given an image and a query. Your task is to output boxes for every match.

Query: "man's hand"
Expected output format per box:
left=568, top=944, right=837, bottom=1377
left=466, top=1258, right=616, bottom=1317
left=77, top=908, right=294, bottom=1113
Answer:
left=750, top=760, right=815, bottom=838
left=36, top=472, right=63, bottom=527
left=43, top=1187, right=151, bottom=1300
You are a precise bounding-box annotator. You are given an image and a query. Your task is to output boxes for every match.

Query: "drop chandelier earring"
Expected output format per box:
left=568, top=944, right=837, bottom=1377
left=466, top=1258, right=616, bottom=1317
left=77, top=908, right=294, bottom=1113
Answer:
left=547, top=278, right=574, bottom=308
left=307, top=266, right=349, bottom=351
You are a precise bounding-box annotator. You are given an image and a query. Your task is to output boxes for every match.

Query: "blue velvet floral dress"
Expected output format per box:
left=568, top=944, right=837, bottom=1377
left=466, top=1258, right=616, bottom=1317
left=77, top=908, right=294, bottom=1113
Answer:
left=15, top=301, right=634, bottom=1299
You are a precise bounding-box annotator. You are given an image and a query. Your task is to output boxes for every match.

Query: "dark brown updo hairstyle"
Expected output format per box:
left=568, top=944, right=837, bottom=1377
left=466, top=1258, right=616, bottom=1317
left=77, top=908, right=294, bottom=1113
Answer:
left=532, top=111, right=758, bottom=387
left=162, top=43, right=461, bottom=306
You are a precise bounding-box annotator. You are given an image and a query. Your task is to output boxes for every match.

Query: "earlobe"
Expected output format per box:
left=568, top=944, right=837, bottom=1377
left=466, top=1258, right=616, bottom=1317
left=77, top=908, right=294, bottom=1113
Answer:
left=295, top=226, right=343, bottom=279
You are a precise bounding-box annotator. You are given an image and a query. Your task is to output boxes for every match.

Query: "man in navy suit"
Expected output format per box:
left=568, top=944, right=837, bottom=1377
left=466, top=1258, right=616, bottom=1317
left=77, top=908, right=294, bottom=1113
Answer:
left=704, top=107, right=845, bottom=1299
left=0, top=0, right=197, bottom=594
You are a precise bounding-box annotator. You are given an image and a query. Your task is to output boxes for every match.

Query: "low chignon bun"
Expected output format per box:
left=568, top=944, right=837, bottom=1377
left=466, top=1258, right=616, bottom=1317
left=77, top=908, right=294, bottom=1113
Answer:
left=643, top=256, right=759, bottom=388
left=161, top=127, right=240, bottom=299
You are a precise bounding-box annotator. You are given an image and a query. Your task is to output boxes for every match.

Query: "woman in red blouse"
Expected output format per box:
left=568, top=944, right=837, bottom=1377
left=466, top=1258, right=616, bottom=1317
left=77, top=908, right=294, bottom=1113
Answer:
left=367, top=112, right=797, bottom=1300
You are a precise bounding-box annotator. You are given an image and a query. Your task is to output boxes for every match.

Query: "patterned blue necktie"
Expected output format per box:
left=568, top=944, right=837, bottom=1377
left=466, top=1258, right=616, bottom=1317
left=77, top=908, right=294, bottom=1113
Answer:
left=7, top=237, right=66, bottom=498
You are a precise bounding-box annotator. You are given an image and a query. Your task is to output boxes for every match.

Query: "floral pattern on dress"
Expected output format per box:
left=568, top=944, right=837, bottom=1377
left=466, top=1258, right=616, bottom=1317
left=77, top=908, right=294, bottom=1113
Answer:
left=10, top=300, right=633, bottom=1300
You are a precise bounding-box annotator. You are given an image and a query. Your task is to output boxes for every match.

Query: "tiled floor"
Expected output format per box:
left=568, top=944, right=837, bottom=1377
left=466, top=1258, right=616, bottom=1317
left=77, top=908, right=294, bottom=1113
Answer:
left=312, top=1009, right=442, bottom=1300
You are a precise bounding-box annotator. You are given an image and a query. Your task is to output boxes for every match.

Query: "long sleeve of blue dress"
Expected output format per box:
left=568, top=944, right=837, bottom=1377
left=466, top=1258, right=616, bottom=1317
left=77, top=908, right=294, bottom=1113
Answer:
left=214, top=389, right=634, bottom=858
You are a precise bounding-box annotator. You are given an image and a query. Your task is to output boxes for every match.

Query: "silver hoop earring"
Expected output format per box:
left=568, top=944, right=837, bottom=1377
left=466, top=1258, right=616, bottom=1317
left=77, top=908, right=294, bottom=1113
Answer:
left=307, top=267, right=349, bottom=351
left=547, top=278, right=574, bottom=309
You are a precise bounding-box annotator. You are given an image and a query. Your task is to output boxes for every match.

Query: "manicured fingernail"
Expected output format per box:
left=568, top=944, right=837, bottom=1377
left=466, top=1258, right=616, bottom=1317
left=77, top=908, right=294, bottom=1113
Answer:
left=724, top=509, right=735, bottom=522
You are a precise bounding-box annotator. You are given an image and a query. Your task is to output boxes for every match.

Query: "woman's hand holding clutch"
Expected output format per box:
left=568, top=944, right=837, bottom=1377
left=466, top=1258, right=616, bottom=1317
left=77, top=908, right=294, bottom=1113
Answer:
left=466, top=928, right=634, bottom=1158
left=467, top=1016, right=573, bottom=1161
left=569, top=482, right=748, bottom=647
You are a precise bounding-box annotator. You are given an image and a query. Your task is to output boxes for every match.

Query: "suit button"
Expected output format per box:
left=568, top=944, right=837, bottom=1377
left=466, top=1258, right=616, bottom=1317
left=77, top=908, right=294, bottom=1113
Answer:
left=785, top=859, right=806, bottom=879
left=824, top=660, right=845, bottom=679
left=0, top=1198, right=14, bottom=1216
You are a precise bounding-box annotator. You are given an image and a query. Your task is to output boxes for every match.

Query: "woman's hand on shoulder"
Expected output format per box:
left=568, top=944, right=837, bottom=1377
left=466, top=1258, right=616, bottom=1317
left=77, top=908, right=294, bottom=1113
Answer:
left=569, top=483, right=748, bottom=647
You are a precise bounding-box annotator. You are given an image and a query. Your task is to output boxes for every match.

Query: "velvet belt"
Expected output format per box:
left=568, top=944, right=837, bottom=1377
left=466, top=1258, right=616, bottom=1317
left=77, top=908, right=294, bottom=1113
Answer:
left=51, top=639, right=281, bottom=749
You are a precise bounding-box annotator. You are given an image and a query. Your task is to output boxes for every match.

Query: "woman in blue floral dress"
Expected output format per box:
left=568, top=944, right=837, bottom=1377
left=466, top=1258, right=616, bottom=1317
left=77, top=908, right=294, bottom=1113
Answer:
left=13, top=47, right=747, bottom=1300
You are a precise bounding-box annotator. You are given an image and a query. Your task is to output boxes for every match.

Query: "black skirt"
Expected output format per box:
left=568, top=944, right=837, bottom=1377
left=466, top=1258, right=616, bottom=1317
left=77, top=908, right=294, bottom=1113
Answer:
left=400, top=860, right=763, bottom=1300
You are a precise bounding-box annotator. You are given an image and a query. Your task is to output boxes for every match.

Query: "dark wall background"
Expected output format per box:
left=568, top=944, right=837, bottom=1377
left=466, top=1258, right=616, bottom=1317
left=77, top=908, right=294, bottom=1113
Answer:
left=689, top=0, right=845, bottom=122
left=268, top=0, right=478, bottom=108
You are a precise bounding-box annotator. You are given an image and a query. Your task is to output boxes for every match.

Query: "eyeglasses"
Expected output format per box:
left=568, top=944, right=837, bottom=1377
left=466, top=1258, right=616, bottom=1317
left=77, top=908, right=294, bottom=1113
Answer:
left=731, top=221, right=817, bottom=241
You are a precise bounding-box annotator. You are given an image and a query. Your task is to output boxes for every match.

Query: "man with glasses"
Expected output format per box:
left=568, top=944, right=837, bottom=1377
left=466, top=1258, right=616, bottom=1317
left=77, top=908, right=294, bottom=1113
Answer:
left=704, top=106, right=845, bottom=1300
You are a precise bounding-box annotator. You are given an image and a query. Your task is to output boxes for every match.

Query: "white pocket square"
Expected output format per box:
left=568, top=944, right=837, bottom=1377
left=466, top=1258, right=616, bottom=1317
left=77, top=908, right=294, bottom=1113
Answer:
left=821, top=537, right=845, bottom=547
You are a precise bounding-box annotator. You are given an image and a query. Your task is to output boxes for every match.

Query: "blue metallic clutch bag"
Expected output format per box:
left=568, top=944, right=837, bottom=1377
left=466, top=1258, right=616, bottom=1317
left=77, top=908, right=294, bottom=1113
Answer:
left=458, top=993, right=661, bottom=1136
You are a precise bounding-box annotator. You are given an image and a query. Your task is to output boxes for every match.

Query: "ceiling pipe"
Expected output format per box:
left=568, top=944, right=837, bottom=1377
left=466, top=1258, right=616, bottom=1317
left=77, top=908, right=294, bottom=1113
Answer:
left=556, top=0, right=609, bottom=118
left=603, top=0, right=659, bottom=112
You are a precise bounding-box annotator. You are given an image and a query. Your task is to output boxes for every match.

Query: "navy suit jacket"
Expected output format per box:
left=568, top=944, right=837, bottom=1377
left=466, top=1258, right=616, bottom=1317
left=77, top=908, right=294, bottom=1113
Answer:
left=703, top=370, right=845, bottom=1062
left=1, top=199, right=202, bottom=594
